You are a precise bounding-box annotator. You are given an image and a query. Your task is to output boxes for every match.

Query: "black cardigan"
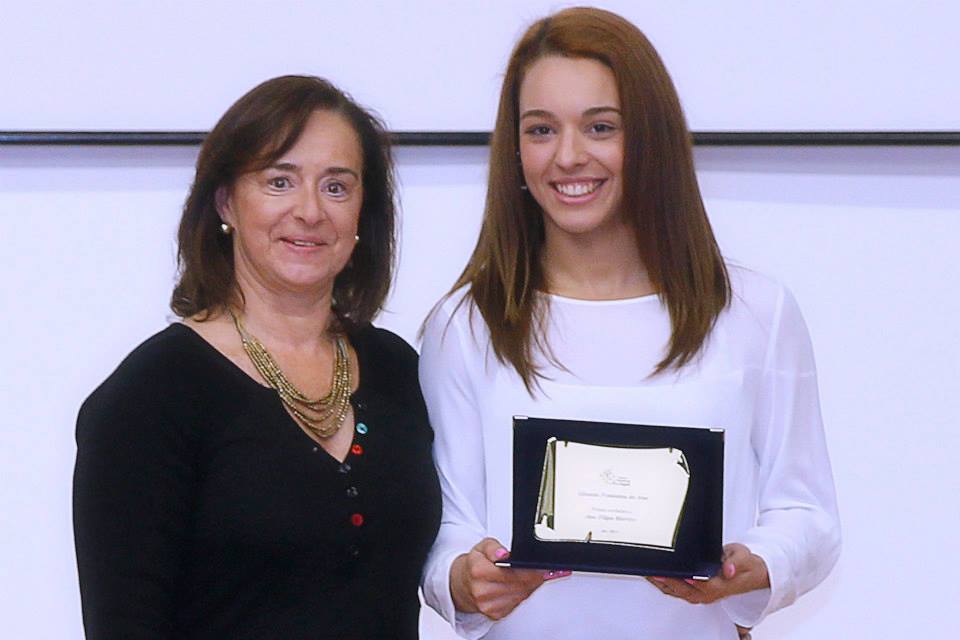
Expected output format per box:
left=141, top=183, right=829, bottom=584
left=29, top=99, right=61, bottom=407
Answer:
left=74, top=323, right=441, bottom=639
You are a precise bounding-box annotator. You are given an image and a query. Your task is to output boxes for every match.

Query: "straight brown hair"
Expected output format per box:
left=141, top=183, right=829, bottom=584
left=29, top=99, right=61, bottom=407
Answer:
left=171, top=75, right=396, bottom=330
left=451, top=7, right=730, bottom=391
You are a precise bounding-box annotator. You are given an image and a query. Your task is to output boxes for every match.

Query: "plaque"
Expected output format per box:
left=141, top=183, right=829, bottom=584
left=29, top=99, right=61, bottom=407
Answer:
left=499, top=416, right=724, bottom=579
left=535, top=439, right=691, bottom=550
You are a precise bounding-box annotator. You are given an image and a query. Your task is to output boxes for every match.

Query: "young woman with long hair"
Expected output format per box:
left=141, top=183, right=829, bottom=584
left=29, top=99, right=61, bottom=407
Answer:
left=419, top=8, right=839, bottom=639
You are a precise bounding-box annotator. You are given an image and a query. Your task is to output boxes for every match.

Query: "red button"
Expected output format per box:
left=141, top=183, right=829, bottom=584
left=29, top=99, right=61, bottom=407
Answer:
left=350, top=513, right=364, bottom=527
left=351, top=444, right=364, bottom=456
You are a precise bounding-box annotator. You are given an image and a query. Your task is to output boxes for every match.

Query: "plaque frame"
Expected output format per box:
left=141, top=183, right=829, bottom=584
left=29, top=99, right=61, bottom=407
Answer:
left=499, top=416, right=725, bottom=580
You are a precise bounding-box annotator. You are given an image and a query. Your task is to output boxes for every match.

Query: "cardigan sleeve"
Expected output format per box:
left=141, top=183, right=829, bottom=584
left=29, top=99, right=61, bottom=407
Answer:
left=722, top=286, right=841, bottom=626
left=73, top=358, right=197, bottom=639
left=418, top=301, right=496, bottom=639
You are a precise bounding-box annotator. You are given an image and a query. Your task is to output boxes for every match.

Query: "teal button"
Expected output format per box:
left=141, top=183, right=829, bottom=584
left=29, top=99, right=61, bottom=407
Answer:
left=356, top=422, right=368, bottom=435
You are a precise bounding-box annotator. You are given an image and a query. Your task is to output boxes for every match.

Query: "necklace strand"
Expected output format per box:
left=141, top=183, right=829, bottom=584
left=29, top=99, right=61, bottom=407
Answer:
left=230, top=310, right=351, bottom=439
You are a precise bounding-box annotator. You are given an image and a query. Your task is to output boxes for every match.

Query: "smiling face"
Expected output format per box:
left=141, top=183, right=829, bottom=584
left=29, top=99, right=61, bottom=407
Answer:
left=518, top=55, right=625, bottom=243
left=219, top=109, right=363, bottom=301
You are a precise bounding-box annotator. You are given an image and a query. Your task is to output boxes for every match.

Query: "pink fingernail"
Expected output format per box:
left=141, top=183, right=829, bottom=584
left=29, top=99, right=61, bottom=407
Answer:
left=684, top=579, right=695, bottom=585
left=650, top=576, right=664, bottom=582
left=544, top=569, right=571, bottom=580
left=494, top=548, right=509, bottom=560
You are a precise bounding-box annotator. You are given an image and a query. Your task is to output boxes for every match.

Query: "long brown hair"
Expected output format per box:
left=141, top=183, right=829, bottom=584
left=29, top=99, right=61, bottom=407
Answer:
left=452, top=7, right=730, bottom=391
left=171, top=75, right=396, bottom=330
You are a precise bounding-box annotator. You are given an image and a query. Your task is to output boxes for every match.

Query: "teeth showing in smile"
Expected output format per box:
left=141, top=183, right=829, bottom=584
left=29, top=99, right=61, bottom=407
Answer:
left=289, top=240, right=321, bottom=247
left=553, top=181, right=602, bottom=197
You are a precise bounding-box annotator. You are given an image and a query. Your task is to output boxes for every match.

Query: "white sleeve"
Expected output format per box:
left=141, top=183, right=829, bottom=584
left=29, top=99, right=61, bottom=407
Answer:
left=723, top=286, right=841, bottom=626
left=419, top=301, right=496, bottom=639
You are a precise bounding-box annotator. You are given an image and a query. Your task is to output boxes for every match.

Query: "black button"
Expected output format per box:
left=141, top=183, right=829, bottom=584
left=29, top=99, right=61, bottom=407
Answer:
left=346, top=486, right=359, bottom=498
left=338, top=462, right=352, bottom=474
left=348, top=544, right=360, bottom=558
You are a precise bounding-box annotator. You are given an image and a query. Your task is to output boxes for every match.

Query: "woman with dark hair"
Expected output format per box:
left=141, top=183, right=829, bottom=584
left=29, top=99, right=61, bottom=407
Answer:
left=74, top=75, right=440, bottom=639
left=420, top=8, right=839, bottom=639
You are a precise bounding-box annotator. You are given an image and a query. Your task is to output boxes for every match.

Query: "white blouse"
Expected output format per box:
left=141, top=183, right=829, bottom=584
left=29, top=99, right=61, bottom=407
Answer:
left=419, top=266, right=840, bottom=640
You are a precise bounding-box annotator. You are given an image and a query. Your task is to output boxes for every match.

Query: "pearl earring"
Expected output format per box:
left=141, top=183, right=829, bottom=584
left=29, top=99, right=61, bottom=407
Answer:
left=220, top=222, right=233, bottom=235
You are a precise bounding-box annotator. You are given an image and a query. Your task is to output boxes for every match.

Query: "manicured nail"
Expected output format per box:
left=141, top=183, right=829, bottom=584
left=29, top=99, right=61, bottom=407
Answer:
left=494, top=548, right=509, bottom=560
left=684, top=579, right=696, bottom=585
left=650, top=576, right=664, bottom=582
left=544, top=569, right=571, bottom=580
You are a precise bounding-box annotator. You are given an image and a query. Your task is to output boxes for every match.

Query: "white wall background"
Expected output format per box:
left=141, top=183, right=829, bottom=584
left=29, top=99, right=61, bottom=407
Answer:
left=2, top=0, right=959, bottom=132
left=2, top=1, right=959, bottom=639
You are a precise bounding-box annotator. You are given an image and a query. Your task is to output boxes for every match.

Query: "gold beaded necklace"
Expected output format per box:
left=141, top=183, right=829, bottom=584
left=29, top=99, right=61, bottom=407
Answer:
left=230, top=310, right=352, bottom=439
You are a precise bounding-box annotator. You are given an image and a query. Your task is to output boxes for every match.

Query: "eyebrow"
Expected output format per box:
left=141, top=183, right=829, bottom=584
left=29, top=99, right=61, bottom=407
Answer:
left=519, top=106, right=621, bottom=120
left=584, top=106, right=621, bottom=117
left=267, top=162, right=360, bottom=179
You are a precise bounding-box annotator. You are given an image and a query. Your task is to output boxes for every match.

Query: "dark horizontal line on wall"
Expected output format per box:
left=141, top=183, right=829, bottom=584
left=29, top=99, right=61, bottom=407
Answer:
left=1, top=130, right=958, bottom=147
left=692, top=131, right=960, bottom=146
